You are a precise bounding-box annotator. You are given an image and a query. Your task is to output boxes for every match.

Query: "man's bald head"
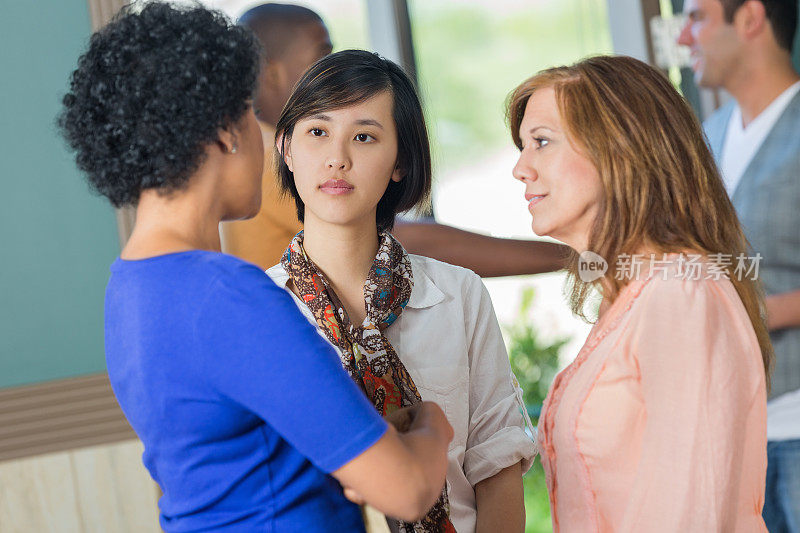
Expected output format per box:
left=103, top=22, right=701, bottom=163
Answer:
left=240, top=4, right=326, bottom=62
left=239, top=4, right=333, bottom=126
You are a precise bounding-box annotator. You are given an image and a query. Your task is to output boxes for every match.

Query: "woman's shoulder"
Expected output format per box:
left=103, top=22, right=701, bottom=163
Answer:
left=408, top=254, right=481, bottom=287
left=633, top=255, right=742, bottom=310
left=111, top=249, right=269, bottom=287
left=406, top=254, right=493, bottom=318
left=195, top=252, right=283, bottom=294
left=623, top=256, right=765, bottom=391
left=625, top=255, right=757, bottom=349
left=163, top=252, right=290, bottom=314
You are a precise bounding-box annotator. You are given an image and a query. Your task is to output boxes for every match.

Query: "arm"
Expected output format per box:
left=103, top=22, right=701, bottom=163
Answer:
left=391, top=222, right=568, bottom=277
left=474, top=462, right=525, bottom=533
left=765, top=289, right=800, bottom=331
left=618, top=277, right=765, bottom=531
left=332, top=402, right=453, bottom=522
left=200, top=270, right=451, bottom=522
left=462, top=276, right=535, bottom=523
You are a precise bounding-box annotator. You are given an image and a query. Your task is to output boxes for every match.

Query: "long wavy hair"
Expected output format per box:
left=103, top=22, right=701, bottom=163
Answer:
left=507, top=55, right=773, bottom=388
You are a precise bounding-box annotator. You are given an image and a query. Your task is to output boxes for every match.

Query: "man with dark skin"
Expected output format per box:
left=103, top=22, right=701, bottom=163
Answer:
left=222, top=3, right=567, bottom=277
left=221, top=5, right=332, bottom=267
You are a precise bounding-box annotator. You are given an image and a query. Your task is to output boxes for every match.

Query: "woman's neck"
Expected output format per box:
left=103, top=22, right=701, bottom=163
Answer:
left=121, top=176, right=223, bottom=260
left=300, top=215, right=380, bottom=324
left=302, top=216, right=379, bottom=288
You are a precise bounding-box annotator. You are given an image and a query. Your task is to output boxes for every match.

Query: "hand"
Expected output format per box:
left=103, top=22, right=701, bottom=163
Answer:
left=343, top=486, right=365, bottom=505
left=413, top=401, right=454, bottom=444
left=330, top=401, right=452, bottom=522
left=384, top=404, right=421, bottom=433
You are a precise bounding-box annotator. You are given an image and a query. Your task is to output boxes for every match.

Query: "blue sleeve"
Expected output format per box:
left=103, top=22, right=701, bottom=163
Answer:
left=193, top=262, right=388, bottom=473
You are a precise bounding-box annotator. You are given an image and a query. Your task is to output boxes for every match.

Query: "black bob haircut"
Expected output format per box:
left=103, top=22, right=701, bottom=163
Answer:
left=58, top=2, right=260, bottom=207
left=275, top=49, right=432, bottom=231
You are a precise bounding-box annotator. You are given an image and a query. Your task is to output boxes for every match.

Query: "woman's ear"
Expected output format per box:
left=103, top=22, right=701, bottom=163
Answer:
left=390, top=162, right=405, bottom=183
left=276, top=130, right=293, bottom=172
left=217, top=126, right=239, bottom=155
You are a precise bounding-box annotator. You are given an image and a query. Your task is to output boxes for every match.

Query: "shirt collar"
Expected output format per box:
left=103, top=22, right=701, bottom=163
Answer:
left=732, top=79, right=800, bottom=133
left=266, top=263, right=290, bottom=288
left=406, top=255, right=445, bottom=309
left=265, top=255, right=445, bottom=309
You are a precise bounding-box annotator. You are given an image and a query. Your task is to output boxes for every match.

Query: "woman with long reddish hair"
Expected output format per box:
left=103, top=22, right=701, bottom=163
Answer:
left=507, top=55, right=772, bottom=531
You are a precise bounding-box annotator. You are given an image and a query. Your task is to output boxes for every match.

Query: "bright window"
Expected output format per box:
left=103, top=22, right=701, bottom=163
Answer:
left=409, top=0, right=611, bottom=361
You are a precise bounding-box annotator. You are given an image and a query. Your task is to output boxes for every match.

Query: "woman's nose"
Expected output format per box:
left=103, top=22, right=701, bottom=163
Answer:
left=326, top=148, right=351, bottom=171
left=512, top=151, right=536, bottom=183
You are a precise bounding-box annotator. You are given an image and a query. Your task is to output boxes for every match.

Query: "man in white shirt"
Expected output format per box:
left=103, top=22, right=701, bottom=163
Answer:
left=678, top=0, right=800, bottom=530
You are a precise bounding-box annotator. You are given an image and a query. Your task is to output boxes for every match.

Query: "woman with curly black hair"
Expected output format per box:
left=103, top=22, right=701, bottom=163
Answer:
left=59, top=4, right=451, bottom=531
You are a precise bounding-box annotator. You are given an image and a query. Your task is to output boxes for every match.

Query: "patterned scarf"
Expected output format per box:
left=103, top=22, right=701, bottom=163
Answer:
left=282, top=231, right=456, bottom=533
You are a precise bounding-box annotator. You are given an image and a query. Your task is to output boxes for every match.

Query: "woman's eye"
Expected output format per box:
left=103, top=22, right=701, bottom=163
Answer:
left=535, top=137, right=550, bottom=149
left=355, top=133, right=375, bottom=143
left=310, top=128, right=326, bottom=137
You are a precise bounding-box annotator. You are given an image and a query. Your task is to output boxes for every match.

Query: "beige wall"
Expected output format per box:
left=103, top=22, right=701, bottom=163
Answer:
left=0, top=440, right=160, bottom=533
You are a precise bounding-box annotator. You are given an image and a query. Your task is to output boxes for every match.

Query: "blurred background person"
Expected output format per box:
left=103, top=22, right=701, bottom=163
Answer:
left=678, top=0, right=800, bottom=529
left=221, top=3, right=331, bottom=268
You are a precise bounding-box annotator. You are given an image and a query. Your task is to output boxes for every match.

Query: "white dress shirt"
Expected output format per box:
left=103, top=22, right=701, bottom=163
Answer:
left=267, top=254, right=536, bottom=533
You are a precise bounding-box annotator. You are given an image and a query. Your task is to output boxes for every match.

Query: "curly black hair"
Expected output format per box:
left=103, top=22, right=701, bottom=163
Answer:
left=58, top=2, right=260, bottom=207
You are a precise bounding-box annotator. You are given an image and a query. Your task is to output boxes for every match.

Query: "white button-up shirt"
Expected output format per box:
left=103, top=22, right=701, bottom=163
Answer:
left=267, top=254, right=536, bottom=533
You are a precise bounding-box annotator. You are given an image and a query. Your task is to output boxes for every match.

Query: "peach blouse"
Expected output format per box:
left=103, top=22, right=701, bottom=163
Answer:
left=538, top=261, right=768, bottom=532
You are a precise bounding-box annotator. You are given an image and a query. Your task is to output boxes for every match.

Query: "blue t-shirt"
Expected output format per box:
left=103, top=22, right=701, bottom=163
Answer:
left=105, top=251, right=387, bottom=532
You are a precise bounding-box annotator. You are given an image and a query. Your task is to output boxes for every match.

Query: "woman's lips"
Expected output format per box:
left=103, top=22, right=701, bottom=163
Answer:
left=319, top=178, right=354, bottom=195
left=525, top=193, right=547, bottom=210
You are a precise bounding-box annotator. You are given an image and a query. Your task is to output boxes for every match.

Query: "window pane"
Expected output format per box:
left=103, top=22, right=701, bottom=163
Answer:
left=408, top=0, right=611, bottom=360
left=410, top=0, right=611, bottom=182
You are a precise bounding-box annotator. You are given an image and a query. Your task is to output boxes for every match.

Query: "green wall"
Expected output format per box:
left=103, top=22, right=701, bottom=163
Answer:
left=0, top=0, right=798, bottom=389
left=0, top=0, right=120, bottom=388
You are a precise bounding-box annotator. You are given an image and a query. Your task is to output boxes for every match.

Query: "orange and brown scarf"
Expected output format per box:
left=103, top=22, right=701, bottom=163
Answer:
left=282, top=231, right=455, bottom=533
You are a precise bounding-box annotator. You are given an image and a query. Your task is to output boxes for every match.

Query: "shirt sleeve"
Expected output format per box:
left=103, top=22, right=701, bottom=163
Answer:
left=462, top=274, right=537, bottom=486
left=617, top=276, right=766, bottom=531
left=193, top=262, right=388, bottom=474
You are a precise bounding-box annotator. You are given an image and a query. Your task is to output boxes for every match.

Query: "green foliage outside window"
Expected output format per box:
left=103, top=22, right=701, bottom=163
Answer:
left=503, top=286, right=569, bottom=532
left=505, top=287, right=566, bottom=412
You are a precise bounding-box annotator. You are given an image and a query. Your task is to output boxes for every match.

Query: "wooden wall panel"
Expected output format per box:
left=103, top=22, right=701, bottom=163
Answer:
left=0, top=440, right=160, bottom=533
left=0, top=373, right=137, bottom=463
left=71, top=440, right=161, bottom=533
left=0, top=453, right=83, bottom=532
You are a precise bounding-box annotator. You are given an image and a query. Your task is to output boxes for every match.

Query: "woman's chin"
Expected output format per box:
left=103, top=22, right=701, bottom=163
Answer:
left=306, top=207, right=376, bottom=230
left=236, top=200, right=263, bottom=221
left=530, top=219, right=552, bottom=239
left=223, top=207, right=260, bottom=222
